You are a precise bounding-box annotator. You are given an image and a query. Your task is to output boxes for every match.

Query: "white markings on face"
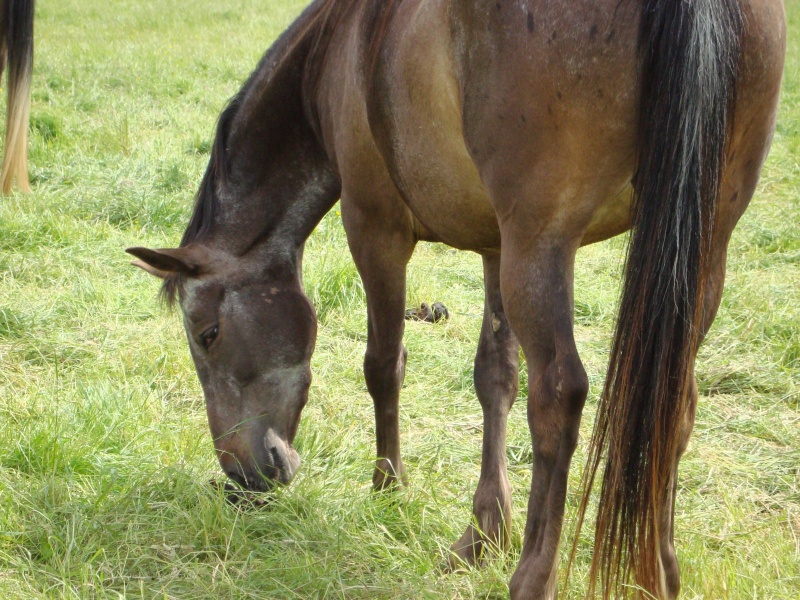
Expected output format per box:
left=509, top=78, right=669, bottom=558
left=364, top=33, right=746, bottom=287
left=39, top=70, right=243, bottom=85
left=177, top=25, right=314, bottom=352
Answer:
left=254, top=364, right=310, bottom=397
left=225, top=289, right=253, bottom=325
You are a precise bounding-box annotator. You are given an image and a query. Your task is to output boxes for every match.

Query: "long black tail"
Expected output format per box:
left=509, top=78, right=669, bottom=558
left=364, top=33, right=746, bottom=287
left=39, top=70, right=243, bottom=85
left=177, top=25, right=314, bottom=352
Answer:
left=574, top=0, right=743, bottom=597
left=1, top=0, right=34, bottom=194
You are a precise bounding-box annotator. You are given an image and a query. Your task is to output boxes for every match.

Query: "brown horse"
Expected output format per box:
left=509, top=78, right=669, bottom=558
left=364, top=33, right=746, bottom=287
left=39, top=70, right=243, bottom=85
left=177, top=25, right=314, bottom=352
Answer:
left=128, top=0, right=786, bottom=597
left=0, top=0, right=34, bottom=194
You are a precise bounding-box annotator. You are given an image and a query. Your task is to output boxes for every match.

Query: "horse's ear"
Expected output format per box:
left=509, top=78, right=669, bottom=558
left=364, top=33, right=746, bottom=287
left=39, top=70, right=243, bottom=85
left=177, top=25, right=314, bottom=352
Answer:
left=129, top=259, right=171, bottom=279
left=126, top=246, right=209, bottom=278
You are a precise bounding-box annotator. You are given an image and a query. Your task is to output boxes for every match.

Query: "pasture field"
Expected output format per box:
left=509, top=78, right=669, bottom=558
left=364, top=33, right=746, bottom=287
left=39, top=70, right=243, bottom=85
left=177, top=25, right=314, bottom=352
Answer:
left=0, top=1, right=797, bottom=598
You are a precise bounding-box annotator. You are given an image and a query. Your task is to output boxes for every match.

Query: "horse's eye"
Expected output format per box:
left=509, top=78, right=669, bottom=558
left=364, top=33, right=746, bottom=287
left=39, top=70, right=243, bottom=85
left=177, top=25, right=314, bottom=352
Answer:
left=200, top=325, right=219, bottom=350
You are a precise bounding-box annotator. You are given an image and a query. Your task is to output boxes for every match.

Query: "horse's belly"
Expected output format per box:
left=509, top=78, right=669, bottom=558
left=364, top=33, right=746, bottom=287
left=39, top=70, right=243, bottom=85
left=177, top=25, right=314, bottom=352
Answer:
left=389, top=127, right=501, bottom=251
left=581, top=185, right=633, bottom=246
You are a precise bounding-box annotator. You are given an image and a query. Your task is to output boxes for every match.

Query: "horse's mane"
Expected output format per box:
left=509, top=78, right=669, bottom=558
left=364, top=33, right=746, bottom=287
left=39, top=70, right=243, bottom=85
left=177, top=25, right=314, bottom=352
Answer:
left=161, top=0, right=346, bottom=306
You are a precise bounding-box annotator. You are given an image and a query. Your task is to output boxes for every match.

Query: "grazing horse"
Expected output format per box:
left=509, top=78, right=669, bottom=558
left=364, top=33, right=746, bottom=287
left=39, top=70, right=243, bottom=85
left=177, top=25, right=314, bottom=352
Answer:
left=128, top=0, right=786, bottom=597
left=0, top=0, right=34, bottom=194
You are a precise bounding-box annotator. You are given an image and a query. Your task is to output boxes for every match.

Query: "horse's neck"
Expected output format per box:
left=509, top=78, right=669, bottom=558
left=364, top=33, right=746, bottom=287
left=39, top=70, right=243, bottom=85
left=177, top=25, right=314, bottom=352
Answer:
left=206, top=2, right=341, bottom=264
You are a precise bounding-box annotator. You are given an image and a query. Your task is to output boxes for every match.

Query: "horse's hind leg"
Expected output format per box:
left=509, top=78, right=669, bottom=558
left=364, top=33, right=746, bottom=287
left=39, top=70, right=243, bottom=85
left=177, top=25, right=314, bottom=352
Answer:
left=498, top=241, right=588, bottom=600
left=341, top=192, right=416, bottom=490
left=659, top=260, right=727, bottom=598
left=658, top=376, right=698, bottom=599
left=450, top=253, right=519, bottom=567
left=660, top=42, right=785, bottom=584
left=658, top=85, right=783, bottom=597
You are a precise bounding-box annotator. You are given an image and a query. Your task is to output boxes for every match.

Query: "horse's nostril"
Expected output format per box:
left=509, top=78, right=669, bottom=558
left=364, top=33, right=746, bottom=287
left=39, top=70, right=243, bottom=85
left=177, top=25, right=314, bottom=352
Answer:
left=269, top=446, right=283, bottom=472
left=262, top=430, right=299, bottom=484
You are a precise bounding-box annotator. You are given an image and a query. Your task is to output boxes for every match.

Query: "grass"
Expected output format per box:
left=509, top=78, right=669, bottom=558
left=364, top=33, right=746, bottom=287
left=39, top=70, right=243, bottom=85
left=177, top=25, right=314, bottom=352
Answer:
left=0, top=0, right=797, bottom=598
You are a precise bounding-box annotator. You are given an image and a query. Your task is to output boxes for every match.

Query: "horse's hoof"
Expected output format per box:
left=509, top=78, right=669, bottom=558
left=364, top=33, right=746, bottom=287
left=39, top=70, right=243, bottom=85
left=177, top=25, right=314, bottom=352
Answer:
left=446, top=525, right=485, bottom=572
left=371, top=460, right=408, bottom=491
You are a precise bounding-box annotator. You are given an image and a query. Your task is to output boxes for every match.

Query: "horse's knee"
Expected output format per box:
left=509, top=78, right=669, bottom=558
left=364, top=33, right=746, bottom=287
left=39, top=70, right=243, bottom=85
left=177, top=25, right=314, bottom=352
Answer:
left=364, top=345, right=406, bottom=399
left=533, top=353, right=588, bottom=412
left=473, top=319, right=518, bottom=409
left=474, top=354, right=518, bottom=411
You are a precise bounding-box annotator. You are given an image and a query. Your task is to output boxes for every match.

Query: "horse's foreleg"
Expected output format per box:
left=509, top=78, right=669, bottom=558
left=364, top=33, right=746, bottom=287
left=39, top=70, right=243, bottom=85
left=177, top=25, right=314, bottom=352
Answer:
left=342, top=194, right=416, bottom=490
left=450, top=253, right=519, bottom=568
left=501, top=243, right=588, bottom=600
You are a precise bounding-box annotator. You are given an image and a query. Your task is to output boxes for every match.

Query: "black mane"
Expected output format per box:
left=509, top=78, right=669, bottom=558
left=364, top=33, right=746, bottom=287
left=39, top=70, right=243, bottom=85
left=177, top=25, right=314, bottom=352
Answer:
left=161, top=0, right=338, bottom=306
left=160, top=97, right=238, bottom=306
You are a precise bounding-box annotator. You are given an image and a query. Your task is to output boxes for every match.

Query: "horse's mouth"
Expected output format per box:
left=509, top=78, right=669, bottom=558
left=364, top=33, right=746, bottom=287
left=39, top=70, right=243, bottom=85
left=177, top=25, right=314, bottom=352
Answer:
left=211, top=477, right=274, bottom=509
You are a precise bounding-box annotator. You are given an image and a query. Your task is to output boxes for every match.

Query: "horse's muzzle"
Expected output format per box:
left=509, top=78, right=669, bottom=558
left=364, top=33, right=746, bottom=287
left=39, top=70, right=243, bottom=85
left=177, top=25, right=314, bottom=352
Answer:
left=219, top=428, right=301, bottom=491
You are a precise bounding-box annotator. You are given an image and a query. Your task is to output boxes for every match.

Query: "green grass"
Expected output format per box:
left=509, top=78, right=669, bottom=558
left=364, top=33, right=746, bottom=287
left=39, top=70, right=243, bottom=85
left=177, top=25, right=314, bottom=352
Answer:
left=0, top=1, right=798, bottom=598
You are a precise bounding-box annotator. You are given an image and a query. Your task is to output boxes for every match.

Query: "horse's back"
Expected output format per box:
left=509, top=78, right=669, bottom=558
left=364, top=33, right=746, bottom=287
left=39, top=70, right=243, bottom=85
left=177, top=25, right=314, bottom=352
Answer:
left=361, top=0, right=643, bottom=251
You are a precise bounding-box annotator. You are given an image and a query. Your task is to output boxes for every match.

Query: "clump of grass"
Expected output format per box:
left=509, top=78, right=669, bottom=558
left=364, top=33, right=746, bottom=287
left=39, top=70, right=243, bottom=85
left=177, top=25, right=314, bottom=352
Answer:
left=30, top=113, right=61, bottom=142
left=186, top=136, right=212, bottom=156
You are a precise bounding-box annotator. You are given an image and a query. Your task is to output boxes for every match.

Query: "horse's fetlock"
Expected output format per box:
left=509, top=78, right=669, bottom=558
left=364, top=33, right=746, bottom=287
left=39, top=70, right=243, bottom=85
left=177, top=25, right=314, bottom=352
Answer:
left=473, top=486, right=511, bottom=521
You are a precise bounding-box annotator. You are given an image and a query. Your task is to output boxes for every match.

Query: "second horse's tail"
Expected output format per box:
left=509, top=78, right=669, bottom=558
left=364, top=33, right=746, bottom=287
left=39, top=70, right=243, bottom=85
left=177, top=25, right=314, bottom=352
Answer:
left=1, top=0, right=34, bottom=194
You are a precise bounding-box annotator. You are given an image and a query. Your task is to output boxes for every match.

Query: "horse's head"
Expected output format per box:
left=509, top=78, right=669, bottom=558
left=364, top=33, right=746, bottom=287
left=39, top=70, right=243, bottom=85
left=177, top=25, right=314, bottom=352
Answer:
left=127, top=244, right=316, bottom=491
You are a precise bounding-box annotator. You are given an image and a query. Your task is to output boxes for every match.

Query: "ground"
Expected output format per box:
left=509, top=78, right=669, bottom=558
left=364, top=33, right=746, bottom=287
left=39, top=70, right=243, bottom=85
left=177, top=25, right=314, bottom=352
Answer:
left=0, top=1, right=797, bottom=598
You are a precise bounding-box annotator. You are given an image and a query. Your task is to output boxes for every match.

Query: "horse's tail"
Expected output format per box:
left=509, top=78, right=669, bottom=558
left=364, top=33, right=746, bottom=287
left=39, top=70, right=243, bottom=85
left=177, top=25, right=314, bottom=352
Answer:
left=0, top=0, right=34, bottom=194
left=576, top=0, right=744, bottom=596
